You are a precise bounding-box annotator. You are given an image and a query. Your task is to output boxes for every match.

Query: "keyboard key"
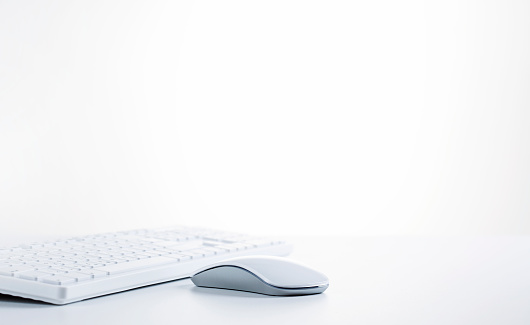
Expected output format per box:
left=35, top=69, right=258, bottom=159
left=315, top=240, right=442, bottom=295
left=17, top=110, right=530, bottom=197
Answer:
left=0, top=266, right=36, bottom=276
left=166, top=253, right=192, bottom=261
left=17, top=270, right=54, bottom=281
left=180, top=251, right=206, bottom=259
left=215, top=243, right=248, bottom=252
left=0, top=261, right=16, bottom=268
left=244, top=239, right=275, bottom=248
left=187, top=249, right=215, bottom=257
left=62, top=272, right=93, bottom=282
left=202, top=247, right=227, bottom=255
left=42, top=275, right=76, bottom=285
left=94, top=256, right=179, bottom=275
left=78, top=269, right=108, bottom=279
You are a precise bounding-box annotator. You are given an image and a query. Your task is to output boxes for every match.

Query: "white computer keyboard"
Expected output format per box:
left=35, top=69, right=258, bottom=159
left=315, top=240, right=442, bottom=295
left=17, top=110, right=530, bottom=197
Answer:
left=0, top=226, right=292, bottom=304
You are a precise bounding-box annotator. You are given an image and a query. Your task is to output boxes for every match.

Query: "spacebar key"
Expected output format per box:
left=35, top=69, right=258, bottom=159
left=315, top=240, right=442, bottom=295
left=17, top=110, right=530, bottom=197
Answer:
left=95, top=257, right=179, bottom=275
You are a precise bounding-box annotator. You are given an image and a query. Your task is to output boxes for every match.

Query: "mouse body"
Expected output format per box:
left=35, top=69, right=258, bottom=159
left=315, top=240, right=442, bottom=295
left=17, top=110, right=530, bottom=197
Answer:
left=190, top=256, right=329, bottom=296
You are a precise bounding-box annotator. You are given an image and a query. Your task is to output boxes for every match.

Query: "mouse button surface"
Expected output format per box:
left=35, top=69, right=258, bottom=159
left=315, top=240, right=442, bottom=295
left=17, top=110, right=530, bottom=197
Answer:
left=191, top=266, right=267, bottom=293
left=230, top=257, right=329, bottom=288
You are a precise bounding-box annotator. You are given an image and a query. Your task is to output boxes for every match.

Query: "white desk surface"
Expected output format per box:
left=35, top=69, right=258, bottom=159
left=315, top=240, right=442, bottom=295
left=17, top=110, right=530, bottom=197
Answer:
left=1, top=235, right=529, bottom=324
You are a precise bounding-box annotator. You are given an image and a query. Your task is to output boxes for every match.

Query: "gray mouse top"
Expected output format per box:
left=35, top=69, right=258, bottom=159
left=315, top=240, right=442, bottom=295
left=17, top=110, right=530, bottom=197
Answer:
left=190, top=255, right=329, bottom=296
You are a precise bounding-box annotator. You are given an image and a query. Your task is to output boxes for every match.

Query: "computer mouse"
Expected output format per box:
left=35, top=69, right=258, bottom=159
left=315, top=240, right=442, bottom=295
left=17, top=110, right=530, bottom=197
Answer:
left=190, top=255, right=329, bottom=296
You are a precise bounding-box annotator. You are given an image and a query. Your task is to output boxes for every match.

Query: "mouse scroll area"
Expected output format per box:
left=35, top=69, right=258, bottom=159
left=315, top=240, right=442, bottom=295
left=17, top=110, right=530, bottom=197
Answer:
left=191, top=265, right=328, bottom=296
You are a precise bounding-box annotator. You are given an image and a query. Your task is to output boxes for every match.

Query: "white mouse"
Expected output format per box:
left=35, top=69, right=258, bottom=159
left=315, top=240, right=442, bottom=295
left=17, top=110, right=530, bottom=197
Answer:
left=190, top=256, right=329, bottom=296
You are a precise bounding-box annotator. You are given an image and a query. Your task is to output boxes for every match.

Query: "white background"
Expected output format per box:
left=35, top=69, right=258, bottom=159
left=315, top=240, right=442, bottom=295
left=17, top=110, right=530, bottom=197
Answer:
left=1, top=0, right=529, bottom=238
